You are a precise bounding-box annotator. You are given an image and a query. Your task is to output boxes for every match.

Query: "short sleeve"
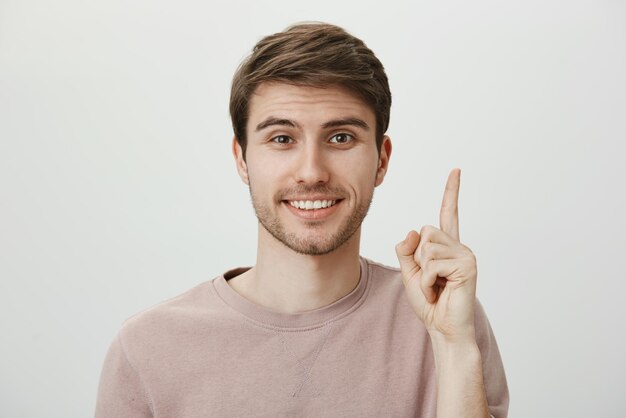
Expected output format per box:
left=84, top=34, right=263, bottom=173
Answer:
left=94, top=333, right=154, bottom=418
left=474, top=298, right=510, bottom=418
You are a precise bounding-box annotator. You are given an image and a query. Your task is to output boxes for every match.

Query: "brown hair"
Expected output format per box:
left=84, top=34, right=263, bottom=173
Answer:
left=229, top=22, right=391, bottom=159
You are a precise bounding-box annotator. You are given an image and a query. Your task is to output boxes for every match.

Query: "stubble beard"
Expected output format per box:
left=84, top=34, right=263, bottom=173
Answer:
left=248, top=185, right=374, bottom=256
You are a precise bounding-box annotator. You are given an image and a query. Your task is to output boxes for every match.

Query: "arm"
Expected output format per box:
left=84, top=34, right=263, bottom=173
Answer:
left=430, top=299, right=509, bottom=418
left=94, top=333, right=154, bottom=418
left=395, top=169, right=509, bottom=417
left=473, top=299, right=509, bottom=418
left=430, top=336, right=489, bottom=418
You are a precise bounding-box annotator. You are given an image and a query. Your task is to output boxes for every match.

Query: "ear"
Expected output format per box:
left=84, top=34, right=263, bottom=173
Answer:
left=232, top=137, right=249, bottom=185
left=375, top=135, right=392, bottom=187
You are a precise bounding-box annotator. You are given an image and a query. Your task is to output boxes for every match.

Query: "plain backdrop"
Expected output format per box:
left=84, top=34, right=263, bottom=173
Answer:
left=1, top=0, right=625, bottom=417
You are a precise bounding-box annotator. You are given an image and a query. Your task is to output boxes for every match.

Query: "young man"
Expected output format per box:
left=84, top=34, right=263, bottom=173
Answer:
left=95, top=22, right=509, bottom=417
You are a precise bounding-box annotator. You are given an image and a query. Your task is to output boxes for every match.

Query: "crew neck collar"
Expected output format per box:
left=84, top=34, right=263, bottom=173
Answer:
left=212, top=256, right=370, bottom=330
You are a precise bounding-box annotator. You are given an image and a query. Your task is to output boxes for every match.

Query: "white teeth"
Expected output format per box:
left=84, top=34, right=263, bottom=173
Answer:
left=289, top=200, right=337, bottom=210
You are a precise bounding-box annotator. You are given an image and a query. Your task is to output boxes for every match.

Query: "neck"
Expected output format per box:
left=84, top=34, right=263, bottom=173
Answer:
left=229, top=224, right=362, bottom=314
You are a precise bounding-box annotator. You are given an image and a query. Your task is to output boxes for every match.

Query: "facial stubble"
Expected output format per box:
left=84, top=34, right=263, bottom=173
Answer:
left=248, top=182, right=375, bottom=256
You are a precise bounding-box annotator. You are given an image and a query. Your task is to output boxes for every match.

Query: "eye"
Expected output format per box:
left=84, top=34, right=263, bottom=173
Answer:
left=271, top=135, right=293, bottom=144
left=329, top=133, right=354, bottom=144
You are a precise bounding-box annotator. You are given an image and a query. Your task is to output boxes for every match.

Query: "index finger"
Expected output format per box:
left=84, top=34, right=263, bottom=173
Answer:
left=439, top=168, right=461, bottom=241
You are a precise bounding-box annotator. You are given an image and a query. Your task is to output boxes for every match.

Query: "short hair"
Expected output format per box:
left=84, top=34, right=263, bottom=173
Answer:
left=229, top=22, right=392, bottom=160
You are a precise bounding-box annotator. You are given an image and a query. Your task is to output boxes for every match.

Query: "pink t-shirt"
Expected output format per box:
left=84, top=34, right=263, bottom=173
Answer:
left=95, top=256, right=509, bottom=417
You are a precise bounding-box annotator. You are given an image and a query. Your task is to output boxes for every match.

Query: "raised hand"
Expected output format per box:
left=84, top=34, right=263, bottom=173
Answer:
left=395, top=168, right=478, bottom=343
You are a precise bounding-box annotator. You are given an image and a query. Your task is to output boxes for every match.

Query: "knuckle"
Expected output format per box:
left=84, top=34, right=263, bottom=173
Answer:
left=463, top=258, right=477, bottom=276
left=422, top=242, right=433, bottom=257
left=464, top=257, right=475, bottom=268
left=459, top=244, right=475, bottom=258
left=419, top=225, right=434, bottom=239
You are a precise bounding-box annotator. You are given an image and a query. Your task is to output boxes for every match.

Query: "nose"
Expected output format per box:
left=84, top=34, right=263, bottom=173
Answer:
left=293, top=141, right=330, bottom=184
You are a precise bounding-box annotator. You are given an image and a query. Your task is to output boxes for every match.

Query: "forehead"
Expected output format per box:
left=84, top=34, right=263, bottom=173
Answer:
left=247, top=82, right=374, bottom=126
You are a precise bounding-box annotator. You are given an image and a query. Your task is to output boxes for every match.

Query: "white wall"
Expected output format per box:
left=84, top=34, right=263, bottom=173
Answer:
left=1, top=0, right=624, bottom=416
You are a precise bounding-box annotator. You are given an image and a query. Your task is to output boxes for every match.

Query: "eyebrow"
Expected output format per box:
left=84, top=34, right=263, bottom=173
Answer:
left=255, top=117, right=300, bottom=132
left=322, top=117, right=370, bottom=131
left=255, top=117, right=370, bottom=132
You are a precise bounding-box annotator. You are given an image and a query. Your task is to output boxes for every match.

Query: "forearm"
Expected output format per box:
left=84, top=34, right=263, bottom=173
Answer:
left=430, top=336, right=490, bottom=418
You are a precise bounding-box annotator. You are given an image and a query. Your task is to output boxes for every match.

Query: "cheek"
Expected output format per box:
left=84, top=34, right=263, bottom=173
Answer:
left=247, top=152, right=276, bottom=174
left=246, top=158, right=288, bottom=195
left=248, top=152, right=291, bottom=174
left=336, top=158, right=379, bottom=197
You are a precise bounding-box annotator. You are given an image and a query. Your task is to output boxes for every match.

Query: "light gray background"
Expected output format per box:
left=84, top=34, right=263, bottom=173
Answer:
left=1, top=0, right=625, bottom=417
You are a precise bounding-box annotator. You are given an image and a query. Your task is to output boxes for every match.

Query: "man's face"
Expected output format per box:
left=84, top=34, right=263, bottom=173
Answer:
left=233, top=82, right=391, bottom=256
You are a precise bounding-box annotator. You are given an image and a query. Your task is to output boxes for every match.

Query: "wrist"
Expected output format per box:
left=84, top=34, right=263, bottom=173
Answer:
left=429, top=334, right=481, bottom=371
left=428, top=326, right=477, bottom=347
left=428, top=336, right=488, bottom=417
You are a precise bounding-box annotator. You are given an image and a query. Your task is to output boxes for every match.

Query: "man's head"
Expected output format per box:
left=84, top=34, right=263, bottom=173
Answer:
left=230, top=22, right=393, bottom=256
left=229, top=22, right=392, bottom=161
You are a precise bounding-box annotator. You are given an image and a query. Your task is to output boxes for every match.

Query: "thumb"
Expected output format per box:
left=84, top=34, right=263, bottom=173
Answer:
left=395, top=230, right=421, bottom=284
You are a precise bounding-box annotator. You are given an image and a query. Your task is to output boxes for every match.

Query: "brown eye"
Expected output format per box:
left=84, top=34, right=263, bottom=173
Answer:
left=272, top=135, right=292, bottom=144
left=329, top=133, right=354, bottom=144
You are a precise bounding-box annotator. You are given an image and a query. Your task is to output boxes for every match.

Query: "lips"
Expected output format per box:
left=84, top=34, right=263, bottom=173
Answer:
left=282, top=199, right=343, bottom=220
left=287, top=199, right=338, bottom=210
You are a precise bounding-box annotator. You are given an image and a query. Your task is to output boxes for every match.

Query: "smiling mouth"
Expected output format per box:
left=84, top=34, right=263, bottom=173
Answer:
left=281, top=199, right=344, bottom=220
left=286, top=199, right=339, bottom=210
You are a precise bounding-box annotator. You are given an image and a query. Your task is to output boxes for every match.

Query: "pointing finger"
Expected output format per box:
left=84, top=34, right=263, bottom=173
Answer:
left=440, top=168, right=461, bottom=242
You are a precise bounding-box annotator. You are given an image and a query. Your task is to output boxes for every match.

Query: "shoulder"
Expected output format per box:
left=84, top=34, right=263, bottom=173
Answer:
left=473, top=298, right=498, bottom=349
left=360, top=256, right=408, bottom=303
left=362, top=256, right=402, bottom=279
left=361, top=256, right=403, bottom=291
left=126, top=280, right=213, bottom=322
left=115, top=279, right=221, bottom=355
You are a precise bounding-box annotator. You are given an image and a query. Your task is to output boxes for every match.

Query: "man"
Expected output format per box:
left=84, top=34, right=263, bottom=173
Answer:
left=95, top=22, right=509, bottom=417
